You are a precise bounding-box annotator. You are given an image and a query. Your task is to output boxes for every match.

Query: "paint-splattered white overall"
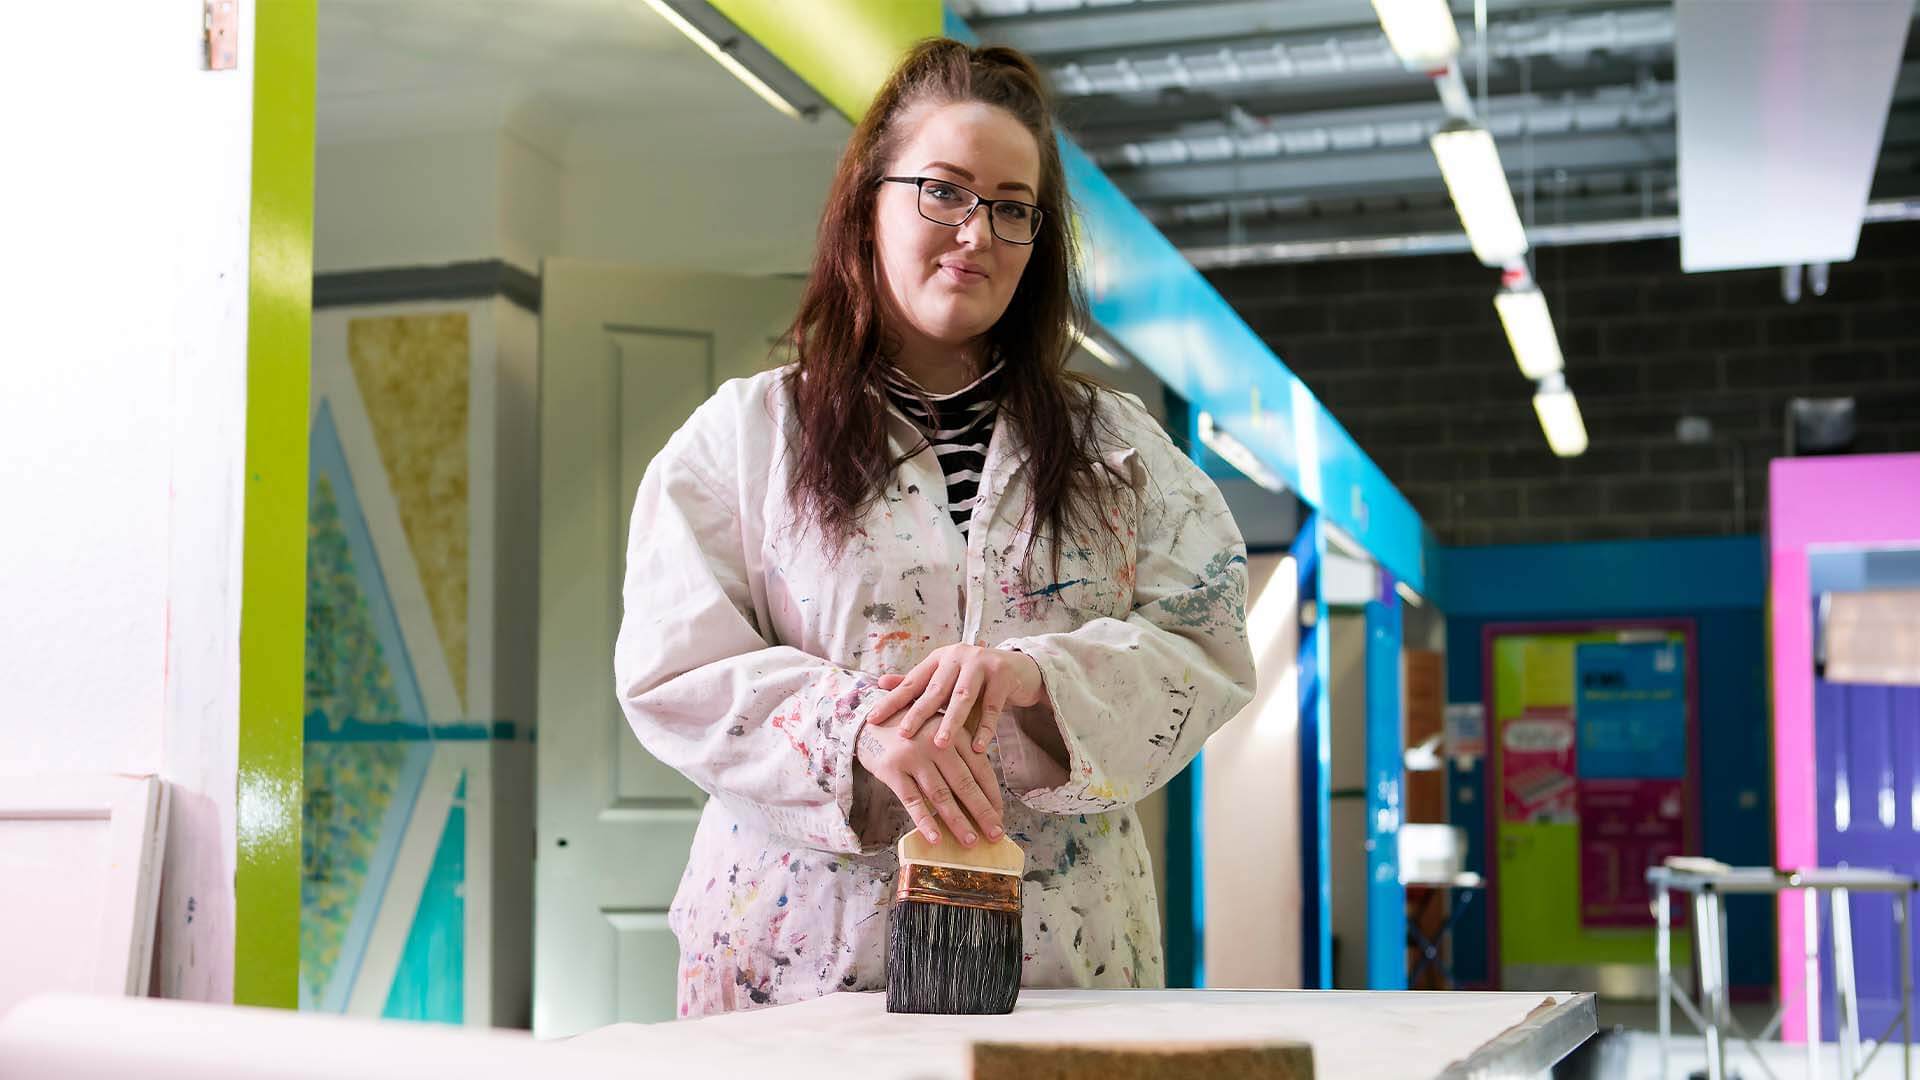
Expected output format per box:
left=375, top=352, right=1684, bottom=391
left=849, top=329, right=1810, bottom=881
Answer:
left=613, top=368, right=1255, bottom=1018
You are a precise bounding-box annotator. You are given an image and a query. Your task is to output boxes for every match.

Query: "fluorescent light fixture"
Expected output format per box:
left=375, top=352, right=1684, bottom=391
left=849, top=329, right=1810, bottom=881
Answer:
left=1429, top=126, right=1529, bottom=266
left=1371, top=0, right=1462, bottom=70
left=1197, top=410, right=1286, bottom=493
left=1531, top=376, right=1589, bottom=458
left=1069, top=323, right=1132, bottom=370
left=641, top=0, right=811, bottom=121
left=1493, top=286, right=1565, bottom=378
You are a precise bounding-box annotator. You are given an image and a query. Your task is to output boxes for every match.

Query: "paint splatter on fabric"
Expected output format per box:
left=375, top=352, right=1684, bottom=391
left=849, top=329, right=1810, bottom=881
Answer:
left=615, top=370, right=1254, bottom=1019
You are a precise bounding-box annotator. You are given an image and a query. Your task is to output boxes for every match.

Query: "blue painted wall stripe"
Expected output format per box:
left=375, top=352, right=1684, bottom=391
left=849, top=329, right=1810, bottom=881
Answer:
left=1431, top=537, right=1764, bottom=617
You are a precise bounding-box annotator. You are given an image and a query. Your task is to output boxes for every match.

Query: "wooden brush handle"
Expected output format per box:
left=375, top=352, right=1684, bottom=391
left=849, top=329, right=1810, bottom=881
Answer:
left=897, top=830, right=1024, bottom=874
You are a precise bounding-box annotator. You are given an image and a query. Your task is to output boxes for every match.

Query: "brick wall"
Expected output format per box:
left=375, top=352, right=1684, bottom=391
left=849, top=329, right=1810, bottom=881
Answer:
left=1204, top=220, right=1920, bottom=545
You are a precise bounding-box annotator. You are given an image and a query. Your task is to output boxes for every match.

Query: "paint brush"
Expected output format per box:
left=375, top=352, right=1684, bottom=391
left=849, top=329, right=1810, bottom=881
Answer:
left=886, top=828, right=1025, bottom=1013
left=886, top=703, right=1024, bottom=1014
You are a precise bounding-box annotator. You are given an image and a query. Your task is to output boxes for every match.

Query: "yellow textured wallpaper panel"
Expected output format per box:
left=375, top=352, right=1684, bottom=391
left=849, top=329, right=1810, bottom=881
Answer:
left=347, top=312, right=469, bottom=709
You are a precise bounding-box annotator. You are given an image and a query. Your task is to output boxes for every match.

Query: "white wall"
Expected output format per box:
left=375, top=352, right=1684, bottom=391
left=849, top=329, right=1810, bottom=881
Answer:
left=487, top=297, right=540, bottom=1028
left=315, top=130, right=506, bottom=273
left=1203, top=555, right=1303, bottom=988
left=315, top=111, right=842, bottom=278
left=0, top=0, right=257, bottom=1001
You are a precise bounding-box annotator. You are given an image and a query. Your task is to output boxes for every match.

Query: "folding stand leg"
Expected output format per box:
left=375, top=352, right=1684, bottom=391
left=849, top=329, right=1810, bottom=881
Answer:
left=1657, top=884, right=1672, bottom=1080
left=1902, top=891, right=1912, bottom=1080
left=1405, top=887, right=1441, bottom=987
left=1835, top=888, right=1859, bottom=1079
left=1436, top=888, right=1475, bottom=990
left=1808, top=888, right=1824, bottom=1080
left=1695, top=889, right=1726, bottom=1080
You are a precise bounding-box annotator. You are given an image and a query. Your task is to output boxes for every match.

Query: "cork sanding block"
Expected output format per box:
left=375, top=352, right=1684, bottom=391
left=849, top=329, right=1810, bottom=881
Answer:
left=969, top=1039, right=1315, bottom=1080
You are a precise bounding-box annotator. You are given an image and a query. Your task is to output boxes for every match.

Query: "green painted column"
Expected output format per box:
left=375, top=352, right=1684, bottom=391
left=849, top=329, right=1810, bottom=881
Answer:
left=237, top=0, right=316, bottom=1009
left=705, top=0, right=943, bottom=121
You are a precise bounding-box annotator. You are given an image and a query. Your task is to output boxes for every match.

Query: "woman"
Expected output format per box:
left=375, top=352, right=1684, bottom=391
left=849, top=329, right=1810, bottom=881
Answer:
left=613, top=38, right=1255, bottom=1019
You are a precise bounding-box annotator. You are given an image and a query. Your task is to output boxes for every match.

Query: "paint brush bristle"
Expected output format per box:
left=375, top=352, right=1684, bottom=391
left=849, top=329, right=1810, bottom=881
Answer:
left=885, top=830, right=1024, bottom=1014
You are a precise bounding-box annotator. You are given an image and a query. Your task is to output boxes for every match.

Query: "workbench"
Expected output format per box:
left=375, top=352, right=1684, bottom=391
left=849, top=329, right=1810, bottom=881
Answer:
left=574, top=988, right=1598, bottom=1078
left=0, top=988, right=1596, bottom=1078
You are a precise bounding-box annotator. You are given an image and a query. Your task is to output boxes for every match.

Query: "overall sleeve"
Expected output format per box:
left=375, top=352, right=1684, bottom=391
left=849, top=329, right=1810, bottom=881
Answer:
left=996, top=432, right=1256, bottom=816
left=612, top=419, right=889, bottom=855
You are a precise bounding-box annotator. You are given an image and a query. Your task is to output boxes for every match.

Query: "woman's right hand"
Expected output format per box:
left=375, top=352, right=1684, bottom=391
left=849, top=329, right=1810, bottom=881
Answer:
left=856, top=709, right=1004, bottom=847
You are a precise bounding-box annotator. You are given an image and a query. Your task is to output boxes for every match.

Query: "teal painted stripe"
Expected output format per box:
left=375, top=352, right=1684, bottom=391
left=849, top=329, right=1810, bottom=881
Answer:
left=383, top=771, right=467, bottom=1024
left=321, top=740, right=434, bottom=1012
left=1188, top=750, right=1206, bottom=988
left=305, top=717, right=516, bottom=743
left=1162, top=766, right=1196, bottom=988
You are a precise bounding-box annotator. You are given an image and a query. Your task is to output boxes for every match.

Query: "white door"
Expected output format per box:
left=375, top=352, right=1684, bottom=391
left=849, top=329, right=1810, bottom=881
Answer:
left=534, top=259, right=801, bottom=1037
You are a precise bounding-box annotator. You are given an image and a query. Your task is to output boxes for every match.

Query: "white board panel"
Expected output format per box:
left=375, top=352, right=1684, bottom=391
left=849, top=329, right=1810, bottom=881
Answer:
left=1676, top=0, right=1912, bottom=271
left=0, top=775, right=167, bottom=1016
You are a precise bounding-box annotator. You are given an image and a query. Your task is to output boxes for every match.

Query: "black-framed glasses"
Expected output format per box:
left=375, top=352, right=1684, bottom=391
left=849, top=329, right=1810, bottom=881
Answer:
left=879, top=176, right=1045, bottom=245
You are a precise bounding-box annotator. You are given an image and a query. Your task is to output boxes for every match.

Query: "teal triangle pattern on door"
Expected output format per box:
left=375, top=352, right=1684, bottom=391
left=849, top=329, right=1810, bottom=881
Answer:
left=384, top=771, right=467, bottom=1024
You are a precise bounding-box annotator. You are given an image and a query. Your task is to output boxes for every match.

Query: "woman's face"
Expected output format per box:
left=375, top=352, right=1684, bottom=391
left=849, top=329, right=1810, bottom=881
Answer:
left=874, top=101, right=1041, bottom=351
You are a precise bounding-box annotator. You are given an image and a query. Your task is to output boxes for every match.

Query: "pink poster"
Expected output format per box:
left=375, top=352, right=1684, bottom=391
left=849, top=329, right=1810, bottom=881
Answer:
left=1501, top=706, right=1577, bottom=823
left=1578, top=778, right=1687, bottom=927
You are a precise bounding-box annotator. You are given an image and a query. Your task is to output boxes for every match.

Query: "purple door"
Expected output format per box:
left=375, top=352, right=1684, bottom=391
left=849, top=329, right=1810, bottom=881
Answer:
left=1815, top=677, right=1920, bottom=1038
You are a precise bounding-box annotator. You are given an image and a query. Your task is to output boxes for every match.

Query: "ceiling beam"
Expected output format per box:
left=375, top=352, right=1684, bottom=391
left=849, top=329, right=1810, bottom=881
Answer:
left=1110, top=128, right=1677, bottom=203
left=1176, top=196, right=1920, bottom=267
left=962, top=0, right=1657, bottom=58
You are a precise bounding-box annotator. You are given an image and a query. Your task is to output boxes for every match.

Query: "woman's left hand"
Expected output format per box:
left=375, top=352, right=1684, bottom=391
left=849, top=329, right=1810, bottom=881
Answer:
left=868, top=645, right=1046, bottom=754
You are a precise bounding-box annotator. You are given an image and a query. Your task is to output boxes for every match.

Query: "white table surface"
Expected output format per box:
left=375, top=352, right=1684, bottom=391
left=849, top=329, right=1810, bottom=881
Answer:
left=567, top=988, right=1596, bottom=1079
left=0, top=989, right=1595, bottom=1079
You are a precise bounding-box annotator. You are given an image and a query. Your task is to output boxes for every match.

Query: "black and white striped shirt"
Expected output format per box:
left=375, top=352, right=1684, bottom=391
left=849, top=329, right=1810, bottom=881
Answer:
left=883, top=361, right=1003, bottom=537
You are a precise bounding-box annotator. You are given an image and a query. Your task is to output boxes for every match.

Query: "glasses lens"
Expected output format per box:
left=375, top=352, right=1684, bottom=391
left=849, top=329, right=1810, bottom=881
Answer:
left=990, top=202, right=1041, bottom=244
left=916, top=180, right=976, bottom=226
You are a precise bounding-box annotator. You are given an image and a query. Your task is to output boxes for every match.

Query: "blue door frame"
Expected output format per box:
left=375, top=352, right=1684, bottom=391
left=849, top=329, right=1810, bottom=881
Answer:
left=1364, top=572, right=1407, bottom=989
left=1294, top=513, right=1333, bottom=987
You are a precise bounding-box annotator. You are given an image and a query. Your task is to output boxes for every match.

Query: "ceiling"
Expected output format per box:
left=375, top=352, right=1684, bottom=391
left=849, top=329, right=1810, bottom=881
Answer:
left=314, top=0, right=849, bottom=161
left=314, top=0, right=1920, bottom=267
left=955, top=0, right=1920, bottom=265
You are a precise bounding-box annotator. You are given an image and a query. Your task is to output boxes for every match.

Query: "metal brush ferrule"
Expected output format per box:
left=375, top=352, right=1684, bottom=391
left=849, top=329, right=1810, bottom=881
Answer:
left=894, top=863, right=1021, bottom=914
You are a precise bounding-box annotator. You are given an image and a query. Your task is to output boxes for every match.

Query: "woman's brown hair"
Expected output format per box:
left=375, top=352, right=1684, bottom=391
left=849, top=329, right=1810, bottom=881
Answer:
left=781, top=38, right=1119, bottom=573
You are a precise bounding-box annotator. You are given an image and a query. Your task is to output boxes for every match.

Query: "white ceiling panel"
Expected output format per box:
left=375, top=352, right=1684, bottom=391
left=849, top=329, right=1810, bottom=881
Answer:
left=1676, top=0, right=1914, bottom=272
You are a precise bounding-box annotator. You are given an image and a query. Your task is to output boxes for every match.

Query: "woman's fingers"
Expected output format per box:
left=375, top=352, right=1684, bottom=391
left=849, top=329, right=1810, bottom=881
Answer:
left=932, top=663, right=986, bottom=750
left=933, top=746, right=1001, bottom=842
left=894, top=775, right=942, bottom=844
left=959, top=740, right=1005, bottom=820
left=897, top=660, right=958, bottom=739
left=912, top=766, right=978, bottom=846
left=973, top=679, right=1011, bottom=754
left=869, top=658, right=936, bottom=726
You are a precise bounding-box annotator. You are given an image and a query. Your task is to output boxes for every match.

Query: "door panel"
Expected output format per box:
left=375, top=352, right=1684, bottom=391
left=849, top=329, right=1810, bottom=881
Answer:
left=534, top=260, right=801, bottom=1037
left=1815, top=678, right=1920, bottom=1038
